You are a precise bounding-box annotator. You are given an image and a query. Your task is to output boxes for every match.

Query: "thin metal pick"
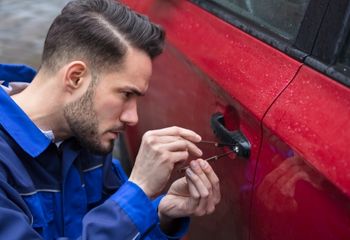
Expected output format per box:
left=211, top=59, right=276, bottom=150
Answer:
left=178, top=150, right=235, bottom=173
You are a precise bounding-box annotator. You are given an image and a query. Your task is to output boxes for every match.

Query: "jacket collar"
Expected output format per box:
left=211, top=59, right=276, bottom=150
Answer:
left=0, top=64, right=50, bottom=157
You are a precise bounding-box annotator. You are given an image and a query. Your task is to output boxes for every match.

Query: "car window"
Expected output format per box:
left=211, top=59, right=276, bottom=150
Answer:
left=337, top=34, right=350, bottom=70
left=301, top=0, right=350, bottom=88
left=332, top=33, right=350, bottom=86
left=208, top=0, right=310, bottom=41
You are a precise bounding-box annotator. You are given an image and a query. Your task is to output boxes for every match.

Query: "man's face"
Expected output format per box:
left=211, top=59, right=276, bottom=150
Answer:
left=64, top=48, right=152, bottom=154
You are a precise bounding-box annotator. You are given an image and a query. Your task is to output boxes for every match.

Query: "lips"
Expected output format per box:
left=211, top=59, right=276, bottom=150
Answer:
left=108, top=127, right=125, bottom=138
left=106, top=131, right=119, bottom=140
left=110, top=125, right=125, bottom=133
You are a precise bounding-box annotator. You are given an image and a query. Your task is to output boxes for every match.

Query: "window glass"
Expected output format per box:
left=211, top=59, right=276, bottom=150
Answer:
left=338, top=34, right=350, bottom=67
left=335, top=33, right=350, bottom=78
left=209, top=0, right=310, bottom=41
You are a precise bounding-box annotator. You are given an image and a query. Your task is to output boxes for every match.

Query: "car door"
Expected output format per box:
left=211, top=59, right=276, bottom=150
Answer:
left=120, top=0, right=320, bottom=239
left=251, top=1, right=350, bottom=239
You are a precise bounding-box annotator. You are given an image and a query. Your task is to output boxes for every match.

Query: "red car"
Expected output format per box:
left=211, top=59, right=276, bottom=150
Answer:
left=118, top=0, right=350, bottom=239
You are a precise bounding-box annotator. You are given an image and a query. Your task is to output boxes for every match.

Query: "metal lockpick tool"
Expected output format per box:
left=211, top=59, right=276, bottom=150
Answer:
left=199, top=140, right=239, bottom=152
left=178, top=140, right=238, bottom=173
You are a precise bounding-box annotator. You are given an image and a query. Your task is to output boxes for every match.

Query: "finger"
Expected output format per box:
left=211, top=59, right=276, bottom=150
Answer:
left=190, top=160, right=212, bottom=194
left=147, top=126, right=201, bottom=142
left=141, top=135, right=180, bottom=148
left=148, top=135, right=182, bottom=144
left=199, top=160, right=221, bottom=206
left=168, top=151, right=190, bottom=164
left=185, top=174, right=200, bottom=204
left=191, top=160, right=216, bottom=214
left=159, top=140, right=203, bottom=157
left=185, top=168, right=209, bottom=216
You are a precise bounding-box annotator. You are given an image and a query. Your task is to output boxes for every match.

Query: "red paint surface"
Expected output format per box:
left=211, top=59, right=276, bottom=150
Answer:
left=252, top=132, right=350, bottom=240
left=252, top=66, right=350, bottom=240
left=140, top=0, right=301, bottom=120
left=126, top=45, right=257, bottom=239
left=120, top=0, right=350, bottom=239
left=264, top=66, right=350, bottom=196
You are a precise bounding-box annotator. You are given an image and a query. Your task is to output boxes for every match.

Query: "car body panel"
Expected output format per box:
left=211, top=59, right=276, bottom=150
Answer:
left=122, top=0, right=305, bottom=239
left=263, top=66, right=350, bottom=196
left=130, top=0, right=302, bottom=120
left=252, top=65, right=350, bottom=239
left=252, top=132, right=350, bottom=240
left=127, top=44, right=257, bottom=239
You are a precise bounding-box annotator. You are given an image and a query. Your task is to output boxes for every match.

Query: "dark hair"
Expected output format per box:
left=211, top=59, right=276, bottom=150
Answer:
left=41, top=0, right=165, bottom=72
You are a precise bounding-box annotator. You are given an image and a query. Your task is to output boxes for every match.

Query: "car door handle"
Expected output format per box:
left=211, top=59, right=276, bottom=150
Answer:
left=210, top=112, right=251, bottom=158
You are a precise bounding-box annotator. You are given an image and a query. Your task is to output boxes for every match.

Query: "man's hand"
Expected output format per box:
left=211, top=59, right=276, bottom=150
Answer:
left=158, top=159, right=221, bottom=223
left=128, top=126, right=203, bottom=198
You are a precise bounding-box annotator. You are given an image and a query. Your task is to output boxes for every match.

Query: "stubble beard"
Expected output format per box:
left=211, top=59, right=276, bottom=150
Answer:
left=63, top=83, right=114, bottom=154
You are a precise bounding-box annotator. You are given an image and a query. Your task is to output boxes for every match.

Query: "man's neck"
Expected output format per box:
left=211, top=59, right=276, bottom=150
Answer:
left=11, top=73, right=72, bottom=142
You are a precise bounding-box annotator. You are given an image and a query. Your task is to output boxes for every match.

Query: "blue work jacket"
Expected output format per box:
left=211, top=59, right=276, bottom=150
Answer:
left=0, top=64, right=189, bottom=239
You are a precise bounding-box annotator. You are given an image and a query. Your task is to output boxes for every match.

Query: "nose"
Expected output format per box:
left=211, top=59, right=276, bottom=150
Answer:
left=120, top=99, right=139, bottom=126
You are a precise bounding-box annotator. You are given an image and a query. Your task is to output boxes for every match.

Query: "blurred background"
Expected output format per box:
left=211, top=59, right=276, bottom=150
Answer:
left=0, top=0, right=69, bottom=69
left=0, top=0, right=131, bottom=172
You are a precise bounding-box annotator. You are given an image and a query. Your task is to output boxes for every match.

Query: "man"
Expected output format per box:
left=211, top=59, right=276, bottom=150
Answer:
left=0, top=0, right=220, bottom=239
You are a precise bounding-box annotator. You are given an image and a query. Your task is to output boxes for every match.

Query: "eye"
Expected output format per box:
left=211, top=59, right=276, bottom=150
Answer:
left=122, top=91, right=134, bottom=99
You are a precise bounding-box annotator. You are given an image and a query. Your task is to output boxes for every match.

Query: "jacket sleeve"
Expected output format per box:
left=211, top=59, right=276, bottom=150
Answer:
left=0, top=163, right=147, bottom=240
left=82, top=158, right=189, bottom=239
left=147, top=196, right=190, bottom=240
left=0, top=155, right=189, bottom=240
left=83, top=180, right=190, bottom=240
left=82, top=180, right=157, bottom=239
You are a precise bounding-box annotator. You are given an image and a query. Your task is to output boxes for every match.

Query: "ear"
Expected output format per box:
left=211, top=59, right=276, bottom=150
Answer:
left=63, top=61, right=90, bottom=93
